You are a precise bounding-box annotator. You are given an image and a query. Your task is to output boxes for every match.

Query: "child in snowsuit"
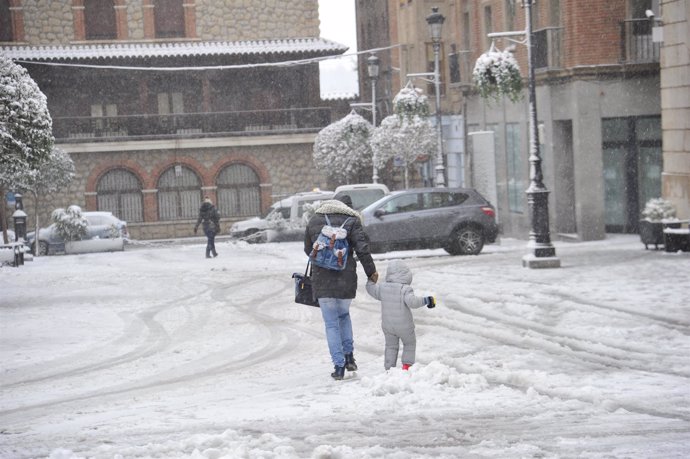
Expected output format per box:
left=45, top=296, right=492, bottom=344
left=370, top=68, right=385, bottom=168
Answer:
left=366, top=259, right=435, bottom=370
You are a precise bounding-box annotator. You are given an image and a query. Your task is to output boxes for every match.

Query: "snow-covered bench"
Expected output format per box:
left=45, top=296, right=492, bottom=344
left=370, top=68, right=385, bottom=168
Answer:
left=663, top=220, right=690, bottom=252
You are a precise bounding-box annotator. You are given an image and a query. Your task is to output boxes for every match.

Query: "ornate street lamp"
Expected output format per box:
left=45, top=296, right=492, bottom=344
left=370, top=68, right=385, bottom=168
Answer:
left=426, top=7, right=445, bottom=187
left=367, top=53, right=381, bottom=183
left=521, top=0, right=559, bottom=268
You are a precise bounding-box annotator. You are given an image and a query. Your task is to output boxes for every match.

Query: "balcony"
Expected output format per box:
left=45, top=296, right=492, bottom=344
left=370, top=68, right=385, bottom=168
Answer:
left=620, top=18, right=661, bottom=64
left=53, top=107, right=332, bottom=142
left=534, top=27, right=562, bottom=70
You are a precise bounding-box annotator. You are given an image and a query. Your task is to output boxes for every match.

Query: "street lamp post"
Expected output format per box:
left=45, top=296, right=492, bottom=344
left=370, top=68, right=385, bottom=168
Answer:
left=426, top=7, right=445, bottom=188
left=367, top=53, right=380, bottom=183
left=522, top=0, right=559, bottom=268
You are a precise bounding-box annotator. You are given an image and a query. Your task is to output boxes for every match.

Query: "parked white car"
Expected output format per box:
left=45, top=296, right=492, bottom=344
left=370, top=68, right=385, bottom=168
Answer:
left=333, top=183, right=390, bottom=211
left=229, top=190, right=334, bottom=242
left=26, top=211, right=129, bottom=256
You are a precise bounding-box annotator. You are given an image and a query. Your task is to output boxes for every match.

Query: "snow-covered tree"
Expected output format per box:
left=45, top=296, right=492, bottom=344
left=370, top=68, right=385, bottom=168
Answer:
left=313, top=111, right=373, bottom=184
left=370, top=83, right=437, bottom=188
left=0, top=55, right=54, bottom=243
left=24, top=148, right=75, bottom=255
left=51, top=205, right=87, bottom=242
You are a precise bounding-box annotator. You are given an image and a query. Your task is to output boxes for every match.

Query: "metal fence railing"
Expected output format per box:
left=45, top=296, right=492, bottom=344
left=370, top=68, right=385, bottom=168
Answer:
left=53, top=106, right=332, bottom=142
left=620, top=18, right=661, bottom=63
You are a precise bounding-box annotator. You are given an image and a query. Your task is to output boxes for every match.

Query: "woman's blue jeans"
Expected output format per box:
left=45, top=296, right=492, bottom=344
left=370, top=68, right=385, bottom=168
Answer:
left=318, top=297, right=354, bottom=368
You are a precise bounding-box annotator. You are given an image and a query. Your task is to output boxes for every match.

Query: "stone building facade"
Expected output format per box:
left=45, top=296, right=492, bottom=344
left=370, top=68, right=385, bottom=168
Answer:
left=358, top=0, right=688, bottom=241
left=2, top=0, right=345, bottom=240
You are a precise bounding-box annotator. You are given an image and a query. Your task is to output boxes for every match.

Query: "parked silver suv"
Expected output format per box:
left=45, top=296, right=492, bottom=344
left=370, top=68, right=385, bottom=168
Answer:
left=361, top=188, right=498, bottom=255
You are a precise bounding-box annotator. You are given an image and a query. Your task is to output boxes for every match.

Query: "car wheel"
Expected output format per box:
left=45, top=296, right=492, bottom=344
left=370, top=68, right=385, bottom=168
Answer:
left=37, top=241, right=50, bottom=256
left=446, top=226, right=484, bottom=255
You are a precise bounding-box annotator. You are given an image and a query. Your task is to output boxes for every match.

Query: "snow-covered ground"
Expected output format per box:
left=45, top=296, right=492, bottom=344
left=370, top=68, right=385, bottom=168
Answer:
left=1, top=235, right=689, bottom=458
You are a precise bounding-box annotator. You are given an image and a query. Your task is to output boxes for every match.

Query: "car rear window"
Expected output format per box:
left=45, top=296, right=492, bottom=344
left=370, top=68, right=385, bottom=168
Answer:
left=335, top=190, right=386, bottom=210
left=422, top=192, right=469, bottom=209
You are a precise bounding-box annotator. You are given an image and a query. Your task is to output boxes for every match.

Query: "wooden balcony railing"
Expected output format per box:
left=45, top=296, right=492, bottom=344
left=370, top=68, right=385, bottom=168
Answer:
left=620, top=18, right=661, bottom=64
left=54, top=107, right=332, bottom=142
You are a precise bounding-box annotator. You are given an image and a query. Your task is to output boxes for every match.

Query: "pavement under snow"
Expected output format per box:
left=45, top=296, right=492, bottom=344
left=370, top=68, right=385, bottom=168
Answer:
left=1, top=235, right=689, bottom=458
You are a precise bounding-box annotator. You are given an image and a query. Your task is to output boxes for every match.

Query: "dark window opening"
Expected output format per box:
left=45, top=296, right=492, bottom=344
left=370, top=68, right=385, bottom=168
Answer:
left=155, top=0, right=185, bottom=38
left=85, top=0, right=116, bottom=40
left=0, top=0, right=14, bottom=42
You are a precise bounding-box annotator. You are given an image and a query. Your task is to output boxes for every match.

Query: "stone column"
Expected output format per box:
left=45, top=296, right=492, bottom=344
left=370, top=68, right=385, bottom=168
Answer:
left=142, top=0, right=154, bottom=39
left=114, top=0, right=128, bottom=40
left=184, top=0, right=197, bottom=38
left=9, top=0, right=25, bottom=42
left=142, top=189, right=158, bottom=222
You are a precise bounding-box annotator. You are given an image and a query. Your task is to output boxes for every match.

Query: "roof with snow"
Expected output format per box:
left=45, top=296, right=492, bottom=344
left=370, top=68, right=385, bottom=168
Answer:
left=0, top=38, right=348, bottom=61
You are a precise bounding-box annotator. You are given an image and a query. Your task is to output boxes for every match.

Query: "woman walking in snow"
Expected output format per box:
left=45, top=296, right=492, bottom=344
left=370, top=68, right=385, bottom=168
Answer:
left=194, top=196, right=220, bottom=258
left=304, top=195, right=378, bottom=380
left=366, top=259, right=435, bottom=370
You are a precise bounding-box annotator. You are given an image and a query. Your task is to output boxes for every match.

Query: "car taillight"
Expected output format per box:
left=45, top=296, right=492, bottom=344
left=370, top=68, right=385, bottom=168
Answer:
left=481, top=207, right=495, bottom=218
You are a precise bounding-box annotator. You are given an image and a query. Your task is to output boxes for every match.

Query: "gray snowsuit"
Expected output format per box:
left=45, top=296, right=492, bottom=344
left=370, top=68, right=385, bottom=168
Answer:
left=366, top=260, right=426, bottom=370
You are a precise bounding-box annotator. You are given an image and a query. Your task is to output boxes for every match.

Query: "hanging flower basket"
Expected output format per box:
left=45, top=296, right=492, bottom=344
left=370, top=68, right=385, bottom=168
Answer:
left=472, top=44, right=524, bottom=103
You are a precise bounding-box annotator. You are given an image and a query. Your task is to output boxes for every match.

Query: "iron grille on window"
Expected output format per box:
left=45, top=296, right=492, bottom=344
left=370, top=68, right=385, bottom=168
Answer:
left=96, top=169, right=144, bottom=223
left=217, top=164, right=261, bottom=218
left=157, top=166, right=202, bottom=221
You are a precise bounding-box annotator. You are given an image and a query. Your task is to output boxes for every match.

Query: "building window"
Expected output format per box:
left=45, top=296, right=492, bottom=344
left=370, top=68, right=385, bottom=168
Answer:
left=155, top=0, right=184, bottom=38
left=97, top=168, right=144, bottom=223
left=85, top=0, right=116, bottom=40
left=157, top=165, right=201, bottom=221
left=483, top=5, right=493, bottom=50
left=506, top=123, right=524, bottom=213
left=0, top=0, right=13, bottom=42
left=217, top=164, right=261, bottom=218
left=449, top=44, right=460, bottom=84
left=505, top=0, right=516, bottom=31
left=157, top=92, right=184, bottom=114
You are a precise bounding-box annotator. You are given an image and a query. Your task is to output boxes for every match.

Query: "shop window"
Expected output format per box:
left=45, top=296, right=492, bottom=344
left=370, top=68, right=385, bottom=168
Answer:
left=157, top=165, right=201, bottom=220
left=97, top=168, right=144, bottom=223
left=506, top=123, right=524, bottom=213
left=85, top=0, right=116, bottom=40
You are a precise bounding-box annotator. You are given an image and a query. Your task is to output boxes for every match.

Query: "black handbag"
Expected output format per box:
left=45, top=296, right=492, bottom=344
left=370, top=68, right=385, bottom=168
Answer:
left=292, top=261, right=320, bottom=307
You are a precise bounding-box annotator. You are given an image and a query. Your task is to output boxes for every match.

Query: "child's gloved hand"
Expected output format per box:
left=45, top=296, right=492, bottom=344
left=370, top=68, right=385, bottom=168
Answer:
left=424, top=296, right=436, bottom=309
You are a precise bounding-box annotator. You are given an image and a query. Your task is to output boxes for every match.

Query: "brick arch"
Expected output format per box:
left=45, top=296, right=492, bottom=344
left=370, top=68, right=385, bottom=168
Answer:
left=86, top=160, right=150, bottom=192
left=150, top=156, right=208, bottom=187
left=85, top=161, right=149, bottom=214
left=209, top=153, right=270, bottom=185
left=211, top=154, right=272, bottom=216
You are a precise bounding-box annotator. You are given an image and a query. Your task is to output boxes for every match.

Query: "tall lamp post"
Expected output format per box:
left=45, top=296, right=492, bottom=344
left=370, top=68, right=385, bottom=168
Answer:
left=521, top=0, right=559, bottom=268
left=426, top=7, right=445, bottom=187
left=367, top=53, right=380, bottom=183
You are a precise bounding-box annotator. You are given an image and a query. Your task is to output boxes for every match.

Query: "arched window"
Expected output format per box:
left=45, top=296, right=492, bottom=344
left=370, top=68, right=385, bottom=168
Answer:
left=85, top=0, right=116, bottom=40
left=0, top=0, right=13, bottom=42
left=97, top=169, right=144, bottom=223
left=217, top=164, right=261, bottom=218
left=155, top=0, right=184, bottom=38
left=157, top=165, right=201, bottom=220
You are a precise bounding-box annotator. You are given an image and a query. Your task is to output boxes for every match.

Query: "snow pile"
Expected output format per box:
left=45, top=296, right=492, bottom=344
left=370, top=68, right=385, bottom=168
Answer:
left=358, top=361, right=489, bottom=397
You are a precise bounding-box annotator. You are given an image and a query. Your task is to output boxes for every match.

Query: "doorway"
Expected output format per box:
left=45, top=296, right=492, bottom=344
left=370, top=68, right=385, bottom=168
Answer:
left=602, top=116, right=662, bottom=233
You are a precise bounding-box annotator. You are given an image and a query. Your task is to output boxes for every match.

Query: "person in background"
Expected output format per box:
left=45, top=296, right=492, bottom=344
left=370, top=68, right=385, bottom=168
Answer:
left=194, top=196, right=220, bottom=258
left=304, top=194, right=378, bottom=380
left=366, top=259, right=436, bottom=371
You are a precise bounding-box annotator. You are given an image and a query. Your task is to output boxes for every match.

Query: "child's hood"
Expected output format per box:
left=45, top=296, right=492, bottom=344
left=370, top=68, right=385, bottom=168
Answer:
left=385, top=260, right=413, bottom=285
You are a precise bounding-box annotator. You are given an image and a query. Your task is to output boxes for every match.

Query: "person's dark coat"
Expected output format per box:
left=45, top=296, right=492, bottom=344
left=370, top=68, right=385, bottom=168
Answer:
left=304, top=200, right=377, bottom=299
left=196, top=201, right=220, bottom=233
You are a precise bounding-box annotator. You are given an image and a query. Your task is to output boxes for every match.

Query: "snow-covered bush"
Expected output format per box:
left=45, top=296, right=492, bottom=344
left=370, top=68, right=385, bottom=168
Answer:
left=313, top=111, right=373, bottom=184
left=641, top=198, right=676, bottom=222
left=51, top=205, right=88, bottom=241
left=472, top=45, right=523, bottom=103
